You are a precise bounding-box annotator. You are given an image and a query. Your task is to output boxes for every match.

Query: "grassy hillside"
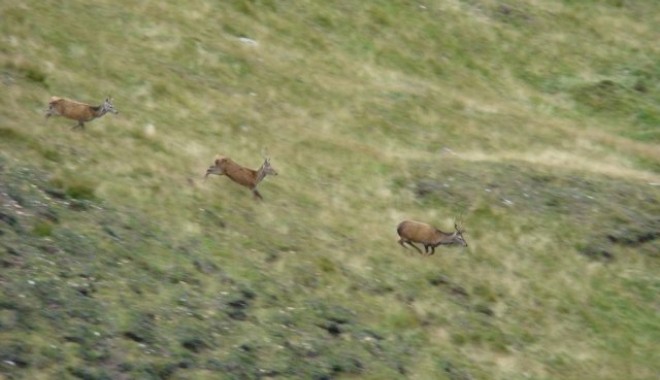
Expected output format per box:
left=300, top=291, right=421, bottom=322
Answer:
left=1, top=1, right=659, bottom=379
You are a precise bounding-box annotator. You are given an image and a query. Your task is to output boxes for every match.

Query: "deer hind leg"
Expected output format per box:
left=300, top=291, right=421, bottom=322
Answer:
left=399, top=239, right=423, bottom=255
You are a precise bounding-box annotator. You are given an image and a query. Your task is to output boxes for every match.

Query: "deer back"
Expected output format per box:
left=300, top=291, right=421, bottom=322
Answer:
left=222, top=158, right=259, bottom=188
left=397, top=220, right=443, bottom=244
left=49, top=97, right=95, bottom=121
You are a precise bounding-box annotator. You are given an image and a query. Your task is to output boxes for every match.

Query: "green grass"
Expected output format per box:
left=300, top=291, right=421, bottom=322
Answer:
left=1, top=1, right=659, bottom=379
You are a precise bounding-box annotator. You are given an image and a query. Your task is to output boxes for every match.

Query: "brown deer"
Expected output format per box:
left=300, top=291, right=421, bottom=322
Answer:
left=397, top=220, right=467, bottom=256
left=45, top=96, right=118, bottom=129
left=205, top=155, right=278, bottom=200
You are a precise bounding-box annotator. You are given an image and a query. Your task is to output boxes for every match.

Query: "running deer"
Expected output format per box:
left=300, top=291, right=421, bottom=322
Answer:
left=205, top=155, right=278, bottom=200
left=397, top=220, right=467, bottom=256
left=45, top=96, right=118, bottom=129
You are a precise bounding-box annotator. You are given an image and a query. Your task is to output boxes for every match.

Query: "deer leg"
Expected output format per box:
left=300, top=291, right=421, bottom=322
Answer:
left=252, top=188, right=263, bottom=200
left=72, top=121, right=85, bottom=130
left=408, top=243, right=424, bottom=255
left=400, top=240, right=423, bottom=254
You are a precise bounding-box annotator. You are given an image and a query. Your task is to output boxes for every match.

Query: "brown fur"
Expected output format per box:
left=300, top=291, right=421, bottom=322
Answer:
left=205, top=155, right=278, bottom=200
left=45, top=96, right=118, bottom=129
left=397, top=220, right=467, bottom=256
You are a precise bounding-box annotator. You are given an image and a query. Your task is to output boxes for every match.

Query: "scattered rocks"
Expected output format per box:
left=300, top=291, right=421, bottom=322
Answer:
left=224, top=288, right=256, bottom=321
left=443, top=360, right=474, bottom=380
left=320, top=321, right=343, bottom=337
left=582, top=217, right=659, bottom=261
left=193, top=258, right=218, bottom=274
left=181, top=337, right=208, bottom=353
left=42, top=188, right=67, bottom=200
left=123, top=313, right=157, bottom=345
left=606, top=221, right=659, bottom=246
left=0, top=212, right=19, bottom=229
left=428, top=274, right=470, bottom=302
left=579, top=243, right=614, bottom=262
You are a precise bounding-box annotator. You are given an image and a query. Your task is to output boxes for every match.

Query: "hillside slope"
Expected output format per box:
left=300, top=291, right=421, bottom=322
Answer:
left=1, top=1, right=659, bottom=379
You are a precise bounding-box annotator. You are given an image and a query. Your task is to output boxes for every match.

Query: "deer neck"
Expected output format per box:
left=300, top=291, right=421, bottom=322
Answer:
left=436, top=231, right=456, bottom=245
left=255, top=165, right=269, bottom=184
left=91, top=104, right=106, bottom=118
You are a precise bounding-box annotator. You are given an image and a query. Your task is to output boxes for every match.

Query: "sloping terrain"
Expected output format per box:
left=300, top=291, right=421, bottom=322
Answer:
left=1, top=1, right=659, bottom=379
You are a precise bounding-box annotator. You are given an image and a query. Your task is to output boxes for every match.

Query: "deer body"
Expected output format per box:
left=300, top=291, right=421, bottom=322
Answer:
left=46, top=97, right=118, bottom=129
left=205, top=155, right=278, bottom=200
left=397, top=220, right=467, bottom=256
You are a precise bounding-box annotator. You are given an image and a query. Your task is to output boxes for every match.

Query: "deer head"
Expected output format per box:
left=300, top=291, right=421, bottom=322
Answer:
left=452, top=220, right=468, bottom=247
left=102, top=97, right=119, bottom=115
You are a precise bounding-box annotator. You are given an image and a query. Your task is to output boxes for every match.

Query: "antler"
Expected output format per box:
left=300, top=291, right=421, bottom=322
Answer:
left=454, top=216, right=466, bottom=233
left=261, top=147, right=270, bottom=161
